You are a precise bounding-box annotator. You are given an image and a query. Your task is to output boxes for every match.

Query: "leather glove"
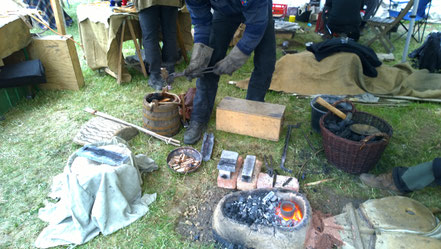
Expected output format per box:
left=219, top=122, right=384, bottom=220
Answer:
left=184, top=43, right=214, bottom=80
left=213, top=46, right=250, bottom=76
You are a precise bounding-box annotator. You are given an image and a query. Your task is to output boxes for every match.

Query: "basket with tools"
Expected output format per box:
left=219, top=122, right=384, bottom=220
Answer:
left=317, top=98, right=393, bottom=174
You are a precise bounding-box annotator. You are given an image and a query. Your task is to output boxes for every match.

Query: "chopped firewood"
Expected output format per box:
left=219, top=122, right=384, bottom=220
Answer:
left=168, top=153, right=199, bottom=173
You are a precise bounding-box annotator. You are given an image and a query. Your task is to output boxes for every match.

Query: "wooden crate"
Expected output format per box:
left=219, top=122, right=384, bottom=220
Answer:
left=27, top=35, right=84, bottom=90
left=216, top=97, right=286, bottom=141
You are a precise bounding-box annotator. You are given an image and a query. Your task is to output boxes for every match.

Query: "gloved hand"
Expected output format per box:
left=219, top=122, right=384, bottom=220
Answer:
left=184, top=43, right=214, bottom=80
left=213, top=46, right=250, bottom=76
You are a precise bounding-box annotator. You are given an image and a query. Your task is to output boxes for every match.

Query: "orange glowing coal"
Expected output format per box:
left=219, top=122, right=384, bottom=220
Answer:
left=275, top=200, right=303, bottom=222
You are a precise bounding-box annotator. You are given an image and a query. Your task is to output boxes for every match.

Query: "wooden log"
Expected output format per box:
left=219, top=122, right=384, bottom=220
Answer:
left=84, top=107, right=180, bottom=146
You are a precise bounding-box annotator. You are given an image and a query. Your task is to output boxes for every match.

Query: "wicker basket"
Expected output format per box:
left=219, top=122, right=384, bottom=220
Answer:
left=319, top=102, right=393, bottom=174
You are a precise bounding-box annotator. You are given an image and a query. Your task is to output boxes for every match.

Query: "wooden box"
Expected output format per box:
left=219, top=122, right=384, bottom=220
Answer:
left=216, top=97, right=286, bottom=141
left=27, top=35, right=84, bottom=90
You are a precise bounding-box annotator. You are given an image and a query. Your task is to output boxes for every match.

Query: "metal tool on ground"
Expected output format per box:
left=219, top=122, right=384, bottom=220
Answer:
left=200, top=132, right=214, bottom=162
left=280, top=123, right=301, bottom=173
left=315, top=97, right=381, bottom=136
left=282, top=177, right=293, bottom=187
left=217, top=150, right=239, bottom=179
left=166, top=66, right=215, bottom=85
left=241, top=155, right=256, bottom=183
left=84, top=107, right=181, bottom=146
left=264, top=155, right=277, bottom=188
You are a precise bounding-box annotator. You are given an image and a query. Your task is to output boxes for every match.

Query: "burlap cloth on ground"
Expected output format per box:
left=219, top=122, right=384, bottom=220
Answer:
left=236, top=51, right=441, bottom=98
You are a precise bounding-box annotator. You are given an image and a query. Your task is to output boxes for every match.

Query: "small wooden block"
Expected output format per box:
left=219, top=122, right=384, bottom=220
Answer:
left=237, top=160, right=262, bottom=191
left=217, top=156, right=243, bottom=189
left=216, top=97, right=286, bottom=141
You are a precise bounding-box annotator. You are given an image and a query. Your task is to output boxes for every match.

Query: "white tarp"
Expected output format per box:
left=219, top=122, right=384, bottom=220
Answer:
left=35, top=137, right=158, bottom=248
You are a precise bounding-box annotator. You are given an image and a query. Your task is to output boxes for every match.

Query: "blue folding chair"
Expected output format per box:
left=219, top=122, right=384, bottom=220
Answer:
left=388, top=0, right=432, bottom=42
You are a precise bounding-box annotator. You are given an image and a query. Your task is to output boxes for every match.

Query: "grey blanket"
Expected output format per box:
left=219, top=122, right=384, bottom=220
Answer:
left=35, top=137, right=157, bottom=248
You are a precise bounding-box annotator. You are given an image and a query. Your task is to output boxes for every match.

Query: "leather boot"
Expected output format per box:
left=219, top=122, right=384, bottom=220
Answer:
left=148, top=73, right=165, bottom=91
left=184, top=120, right=206, bottom=145
left=360, top=172, right=402, bottom=193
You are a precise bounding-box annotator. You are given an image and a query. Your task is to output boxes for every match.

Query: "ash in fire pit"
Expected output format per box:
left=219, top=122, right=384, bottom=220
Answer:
left=213, top=189, right=311, bottom=249
left=223, top=191, right=303, bottom=228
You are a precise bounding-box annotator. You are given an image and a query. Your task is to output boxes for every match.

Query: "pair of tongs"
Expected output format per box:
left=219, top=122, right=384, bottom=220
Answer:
left=166, top=66, right=215, bottom=85
left=264, top=155, right=277, bottom=188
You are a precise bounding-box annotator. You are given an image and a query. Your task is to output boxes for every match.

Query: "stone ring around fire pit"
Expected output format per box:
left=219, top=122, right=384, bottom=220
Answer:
left=212, top=188, right=311, bottom=249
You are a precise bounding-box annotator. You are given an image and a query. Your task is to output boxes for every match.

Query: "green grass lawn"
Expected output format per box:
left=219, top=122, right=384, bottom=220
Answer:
left=1, top=2, right=440, bottom=248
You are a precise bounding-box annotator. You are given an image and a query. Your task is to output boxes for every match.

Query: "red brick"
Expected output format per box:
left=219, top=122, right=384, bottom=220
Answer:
left=256, top=172, right=274, bottom=189
left=217, top=156, right=243, bottom=189
left=274, top=175, right=299, bottom=192
left=237, top=160, right=262, bottom=191
left=256, top=173, right=299, bottom=191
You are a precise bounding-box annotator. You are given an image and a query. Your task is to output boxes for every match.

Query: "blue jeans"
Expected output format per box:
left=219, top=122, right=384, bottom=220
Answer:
left=191, top=6, right=276, bottom=124
left=138, top=6, right=178, bottom=75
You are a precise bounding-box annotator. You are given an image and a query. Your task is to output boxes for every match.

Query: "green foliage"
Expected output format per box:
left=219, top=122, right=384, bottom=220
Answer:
left=1, top=2, right=440, bottom=248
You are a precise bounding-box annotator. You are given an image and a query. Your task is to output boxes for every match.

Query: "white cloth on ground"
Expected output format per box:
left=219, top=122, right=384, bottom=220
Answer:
left=35, top=137, right=157, bottom=248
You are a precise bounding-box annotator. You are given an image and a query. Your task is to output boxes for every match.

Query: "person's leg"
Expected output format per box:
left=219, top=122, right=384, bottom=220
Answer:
left=139, top=6, right=164, bottom=90
left=159, top=6, right=178, bottom=74
left=139, top=7, right=161, bottom=75
left=393, top=158, right=441, bottom=192
left=246, top=5, right=276, bottom=101
left=185, top=11, right=240, bottom=144
left=190, top=12, right=241, bottom=124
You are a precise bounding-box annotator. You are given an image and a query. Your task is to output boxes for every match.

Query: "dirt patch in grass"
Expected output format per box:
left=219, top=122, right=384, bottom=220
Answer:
left=305, top=187, right=368, bottom=216
left=175, top=187, right=231, bottom=246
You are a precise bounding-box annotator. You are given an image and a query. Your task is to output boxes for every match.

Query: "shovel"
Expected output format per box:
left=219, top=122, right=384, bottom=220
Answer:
left=315, top=97, right=381, bottom=136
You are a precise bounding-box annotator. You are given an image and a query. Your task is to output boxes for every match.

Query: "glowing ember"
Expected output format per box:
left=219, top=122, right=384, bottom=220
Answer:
left=275, top=200, right=303, bottom=222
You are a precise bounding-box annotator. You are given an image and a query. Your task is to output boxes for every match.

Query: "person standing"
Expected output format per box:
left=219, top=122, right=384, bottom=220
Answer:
left=183, top=0, right=276, bottom=145
left=134, top=0, right=181, bottom=90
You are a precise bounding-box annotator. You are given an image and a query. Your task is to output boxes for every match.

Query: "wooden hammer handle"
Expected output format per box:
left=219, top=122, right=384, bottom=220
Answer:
left=316, top=97, right=347, bottom=120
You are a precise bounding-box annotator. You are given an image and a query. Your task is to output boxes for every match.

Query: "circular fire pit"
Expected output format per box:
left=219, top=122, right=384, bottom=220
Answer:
left=212, top=188, right=311, bottom=249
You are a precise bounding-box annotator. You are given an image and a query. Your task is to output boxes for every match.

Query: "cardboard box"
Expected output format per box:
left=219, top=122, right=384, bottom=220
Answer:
left=216, top=97, right=285, bottom=141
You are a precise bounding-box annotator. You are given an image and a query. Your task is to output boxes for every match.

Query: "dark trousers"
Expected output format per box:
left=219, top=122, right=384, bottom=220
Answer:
left=138, top=6, right=178, bottom=75
left=191, top=6, right=276, bottom=124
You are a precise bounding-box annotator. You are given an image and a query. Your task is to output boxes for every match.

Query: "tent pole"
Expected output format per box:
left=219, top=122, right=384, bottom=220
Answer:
left=402, top=0, right=420, bottom=62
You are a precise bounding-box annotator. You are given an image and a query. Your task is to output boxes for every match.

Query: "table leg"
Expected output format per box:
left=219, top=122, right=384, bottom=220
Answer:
left=127, top=19, right=148, bottom=78
left=117, top=19, right=126, bottom=84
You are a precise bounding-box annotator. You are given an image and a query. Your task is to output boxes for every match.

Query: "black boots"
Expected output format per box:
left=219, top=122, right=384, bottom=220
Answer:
left=183, top=120, right=206, bottom=145
left=148, top=73, right=165, bottom=91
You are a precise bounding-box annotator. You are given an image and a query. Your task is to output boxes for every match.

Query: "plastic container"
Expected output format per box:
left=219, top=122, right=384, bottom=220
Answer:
left=289, top=15, right=296, bottom=22
left=272, top=4, right=288, bottom=18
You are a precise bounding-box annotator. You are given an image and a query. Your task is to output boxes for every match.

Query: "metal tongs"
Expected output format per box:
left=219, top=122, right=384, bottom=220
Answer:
left=166, top=66, right=215, bottom=85
left=264, top=155, right=277, bottom=188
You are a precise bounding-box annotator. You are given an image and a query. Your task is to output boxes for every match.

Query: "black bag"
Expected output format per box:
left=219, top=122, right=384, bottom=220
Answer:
left=408, top=32, right=441, bottom=73
left=0, top=59, right=46, bottom=88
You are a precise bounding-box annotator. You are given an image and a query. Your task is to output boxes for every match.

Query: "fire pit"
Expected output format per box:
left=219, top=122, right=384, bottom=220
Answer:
left=212, top=189, right=311, bottom=249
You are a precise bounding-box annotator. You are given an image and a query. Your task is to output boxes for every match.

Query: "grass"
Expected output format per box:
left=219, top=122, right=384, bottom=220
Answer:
left=1, top=1, right=441, bottom=248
